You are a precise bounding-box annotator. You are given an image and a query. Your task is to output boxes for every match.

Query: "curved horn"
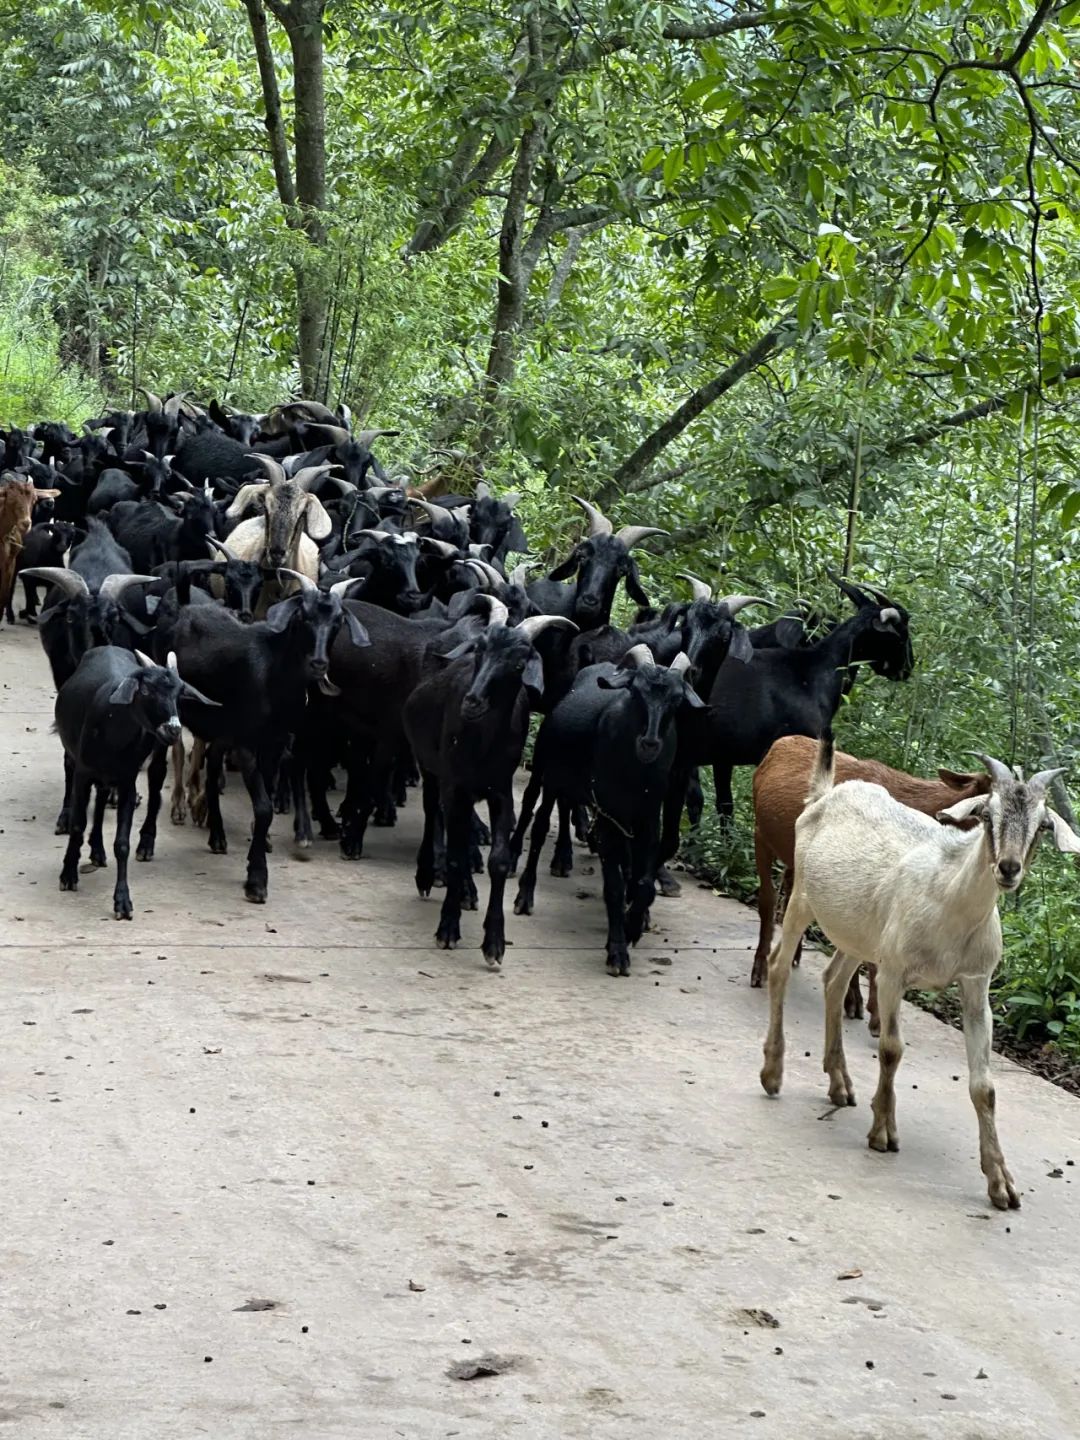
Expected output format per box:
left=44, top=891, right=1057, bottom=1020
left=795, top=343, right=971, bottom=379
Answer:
left=571, top=494, right=612, bottom=537
left=166, top=650, right=179, bottom=672
left=97, top=573, right=159, bottom=603
left=364, top=484, right=407, bottom=500
left=138, top=386, right=163, bottom=414
left=977, top=755, right=1015, bottom=789
left=21, top=567, right=90, bottom=599
left=514, top=614, right=578, bottom=642
left=1028, top=766, right=1066, bottom=798
left=225, top=482, right=270, bottom=519
left=827, top=568, right=871, bottom=609
left=466, top=558, right=506, bottom=589
left=277, top=567, right=318, bottom=594
left=500, top=490, right=522, bottom=510
left=134, top=649, right=156, bottom=668
left=205, top=535, right=239, bottom=562
left=877, top=606, right=901, bottom=625
left=474, top=480, right=491, bottom=500
left=716, top=594, right=775, bottom=615
left=292, top=464, right=334, bottom=491
left=163, top=391, right=189, bottom=418
left=677, top=571, right=712, bottom=603
left=355, top=428, right=401, bottom=448
left=472, top=593, right=509, bottom=628
left=329, top=577, right=364, bottom=599
left=246, top=454, right=288, bottom=485
left=669, top=651, right=694, bottom=675
left=508, top=561, right=534, bottom=588
left=614, top=524, right=669, bottom=550
left=352, top=528, right=394, bottom=543
left=314, top=474, right=357, bottom=495
left=620, top=643, right=655, bottom=668
left=420, top=537, right=460, bottom=559
left=303, top=422, right=352, bottom=447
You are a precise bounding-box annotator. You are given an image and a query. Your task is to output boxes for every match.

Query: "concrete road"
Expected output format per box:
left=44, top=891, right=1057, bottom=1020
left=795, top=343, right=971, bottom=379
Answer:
left=1, top=624, right=1078, bottom=1440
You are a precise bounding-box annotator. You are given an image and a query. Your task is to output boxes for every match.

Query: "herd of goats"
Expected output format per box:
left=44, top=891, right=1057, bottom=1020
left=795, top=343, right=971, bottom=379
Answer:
left=2, top=390, right=1078, bottom=1211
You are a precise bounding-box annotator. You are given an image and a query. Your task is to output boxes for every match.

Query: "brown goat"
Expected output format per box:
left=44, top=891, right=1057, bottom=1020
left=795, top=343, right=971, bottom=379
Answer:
left=0, top=477, right=59, bottom=624
left=751, top=735, right=991, bottom=1031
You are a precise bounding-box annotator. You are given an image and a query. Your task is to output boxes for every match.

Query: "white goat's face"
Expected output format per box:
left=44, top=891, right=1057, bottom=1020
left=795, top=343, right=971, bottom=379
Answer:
left=940, top=758, right=1080, bottom=891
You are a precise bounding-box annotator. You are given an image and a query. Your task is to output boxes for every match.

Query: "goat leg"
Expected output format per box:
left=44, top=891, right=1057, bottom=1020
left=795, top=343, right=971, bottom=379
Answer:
left=137, top=747, right=169, bottom=862
left=514, top=786, right=556, bottom=916
left=169, top=737, right=187, bottom=825
left=240, top=747, right=276, bottom=904
left=56, top=753, right=74, bottom=835
left=60, top=775, right=92, bottom=892
left=822, top=950, right=860, bottom=1106
left=88, top=785, right=109, bottom=868
left=960, top=974, right=1020, bottom=1209
left=205, top=745, right=228, bottom=854
left=111, top=782, right=137, bottom=920
left=599, top=822, right=632, bottom=976
left=760, top=888, right=812, bottom=1095
left=435, top=791, right=471, bottom=949
left=509, top=768, right=543, bottom=874
left=415, top=773, right=441, bottom=896
left=549, top=798, right=575, bottom=878
left=867, top=971, right=904, bottom=1153
left=481, top=790, right=513, bottom=970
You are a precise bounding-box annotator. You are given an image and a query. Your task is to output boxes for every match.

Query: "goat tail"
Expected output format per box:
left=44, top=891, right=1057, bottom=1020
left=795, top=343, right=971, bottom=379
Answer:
left=806, top=729, right=835, bottom=806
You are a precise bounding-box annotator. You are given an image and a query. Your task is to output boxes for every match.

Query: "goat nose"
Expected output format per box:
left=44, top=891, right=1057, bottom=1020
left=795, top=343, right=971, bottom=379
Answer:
left=997, top=859, right=1022, bottom=884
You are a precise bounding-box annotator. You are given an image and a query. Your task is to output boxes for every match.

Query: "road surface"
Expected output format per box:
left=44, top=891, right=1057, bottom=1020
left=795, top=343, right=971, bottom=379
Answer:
left=1, top=623, right=1077, bottom=1438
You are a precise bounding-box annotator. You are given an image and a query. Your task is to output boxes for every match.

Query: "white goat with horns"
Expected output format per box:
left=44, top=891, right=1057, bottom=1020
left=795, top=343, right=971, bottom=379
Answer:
left=760, top=737, right=1080, bottom=1210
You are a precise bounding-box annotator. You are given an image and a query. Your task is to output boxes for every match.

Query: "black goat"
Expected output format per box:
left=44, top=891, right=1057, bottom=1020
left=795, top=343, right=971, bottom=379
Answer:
left=54, top=647, right=216, bottom=918
left=404, top=606, right=575, bottom=967
left=513, top=646, right=702, bottom=975
left=163, top=570, right=368, bottom=902
left=6, top=521, right=83, bottom=623
left=704, top=576, right=914, bottom=818
left=526, top=496, right=666, bottom=630
left=107, top=491, right=220, bottom=572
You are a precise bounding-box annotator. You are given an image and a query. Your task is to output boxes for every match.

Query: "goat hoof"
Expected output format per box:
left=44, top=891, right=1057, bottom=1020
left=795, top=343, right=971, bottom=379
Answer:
left=114, top=903, right=133, bottom=921
left=605, top=952, right=630, bottom=977
left=868, top=1016, right=881, bottom=1037
left=89, top=849, right=107, bottom=869
left=339, top=842, right=363, bottom=861
left=59, top=874, right=78, bottom=893
left=867, top=1130, right=899, bottom=1153
left=656, top=870, right=681, bottom=898
left=319, top=821, right=340, bottom=840
left=209, top=837, right=228, bottom=855
left=484, top=956, right=503, bottom=972
left=170, top=805, right=186, bottom=826
left=436, top=922, right=460, bottom=948
left=135, top=843, right=154, bottom=862
left=513, top=894, right=533, bottom=917
left=292, top=843, right=313, bottom=861
left=244, top=884, right=267, bottom=905
left=55, top=818, right=70, bottom=836
left=372, top=807, right=396, bottom=828
left=989, top=1175, right=1021, bottom=1210
left=760, top=1061, right=783, bottom=1095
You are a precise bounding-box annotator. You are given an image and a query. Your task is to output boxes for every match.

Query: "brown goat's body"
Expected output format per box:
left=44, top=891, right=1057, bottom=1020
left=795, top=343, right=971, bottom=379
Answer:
left=750, top=735, right=991, bottom=1024
left=0, top=480, right=57, bottom=622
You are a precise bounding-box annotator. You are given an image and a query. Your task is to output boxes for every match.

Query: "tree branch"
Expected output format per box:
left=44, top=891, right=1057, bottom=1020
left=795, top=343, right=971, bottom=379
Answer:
left=602, top=323, right=787, bottom=499
left=242, top=0, right=297, bottom=211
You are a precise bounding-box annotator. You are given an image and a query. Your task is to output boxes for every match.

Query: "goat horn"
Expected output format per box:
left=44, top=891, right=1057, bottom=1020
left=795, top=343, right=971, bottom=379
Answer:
left=304, top=422, right=352, bottom=446
left=878, top=606, right=901, bottom=624
left=614, top=524, right=668, bottom=550
left=467, top=558, right=506, bottom=588
left=363, top=485, right=404, bottom=499
left=246, top=454, right=288, bottom=485
left=277, top=400, right=340, bottom=425
left=571, top=494, right=612, bottom=537
left=508, top=562, right=534, bottom=587
left=515, top=614, right=577, bottom=642
left=329, top=577, right=363, bottom=599
left=166, top=650, right=179, bottom=672
left=501, top=490, right=522, bottom=510
left=977, top=755, right=1015, bottom=789
left=277, top=567, right=318, bottom=594
left=134, top=649, right=155, bottom=668
left=422, top=537, right=462, bottom=559
left=292, top=465, right=334, bottom=491
left=620, top=643, right=655, bottom=668
left=677, top=571, right=713, bottom=603
left=205, top=535, right=239, bottom=562
left=97, top=573, right=159, bottom=603
left=669, top=651, right=694, bottom=675
left=138, top=387, right=163, bottom=414
left=352, top=528, right=394, bottom=543
left=474, top=480, right=491, bottom=499
left=163, top=391, right=189, bottom=418
left=475, top=594, right=510, bottom=628
left=355, top=428, right=400, bottom=447
left=21, top=567, right=90, bottom=598
left=1028, top=766, right=1066, bottom=797
left=717, top=594, right=774, bottom=615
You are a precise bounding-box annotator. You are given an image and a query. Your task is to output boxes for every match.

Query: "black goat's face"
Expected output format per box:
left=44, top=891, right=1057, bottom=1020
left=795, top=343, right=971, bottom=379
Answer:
left=551, top=536, right=647, bottom=627
left=682, top=600, right=752, bottom=678
left=267, top=587, right=369, bottom=684
left=222, top=561, right=263, bottom=623
left=111, top=667, right=186, bottom=746
left=866, top=601, right=913, bottom=681
left=352, top=535, right=424, bottom=613
left=333, top=440, right=376, bottom=489
left=469, top=496, right=513, bottom=554
left=460, top=627, right=536, bottom=719
left=599, top=664, right=687, bottom=764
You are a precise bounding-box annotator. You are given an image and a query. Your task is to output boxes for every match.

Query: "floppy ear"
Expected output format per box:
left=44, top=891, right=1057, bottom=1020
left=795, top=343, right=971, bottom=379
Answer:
left=937, top=767, right=983, bottom=790
left=728, top=625, right=754, bottom=663
left=1044, top=808, right=1080, bottom=854
left=343, top=610, right=370, bottom=648
left=772, top=616, right=805, bottom=648
left=303, top=494, right=332, bottom=540
left=438, top=638, right=477, bottom=662
left=181, top=681, right=220, bottom=707
left=265, top=595, right=301, bottom=632
left=109, top=676, right=139, bottom=705
left=937, top=795, right=988, bottom=826
left=548, top=545, right=582, bottom=582
left=522, top=654, right=545, bottom=700
left=597, top=670, right=634, bottom=690
left=681, top=682, right=705, bottom=709
left=622, top=557, right=650, bottom=607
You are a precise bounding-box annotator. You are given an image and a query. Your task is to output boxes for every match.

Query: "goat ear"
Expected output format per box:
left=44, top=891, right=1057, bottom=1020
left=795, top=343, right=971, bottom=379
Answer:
left=438, top=639, right=476, bottom=662
left=728, top=625, right=754, bottom=663
left=522, top=654, right=545, bottom=701
left=108, top=676, right=139, bottom=705
left=938, top=767, right=982, bottom=790
left=180, top=682, right=220, bottom=707
left=265, top=595, right=300, bottom=632
left=547, top=545, right=582, bottom=581
left=772, top=616, right=805, bottom=648
left=622, top=558, right=650, bottom=607
left=342, top=610, right=371, bottom=648
left=1044, top=808, right=1080, bottom=854
left=937, top=795, right=987, bottom=826
left=303, top=494, right=332, bottom=540
left=681, top=682, right=706, bottom=709
left=597, top=670, right=633, bottom=690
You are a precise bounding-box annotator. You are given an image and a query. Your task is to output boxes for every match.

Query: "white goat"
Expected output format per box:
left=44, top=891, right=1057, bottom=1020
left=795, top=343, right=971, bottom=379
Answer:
left=224, top=455, right=339, bottom=594
left=760, top=738, right=1080, bottom=1210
